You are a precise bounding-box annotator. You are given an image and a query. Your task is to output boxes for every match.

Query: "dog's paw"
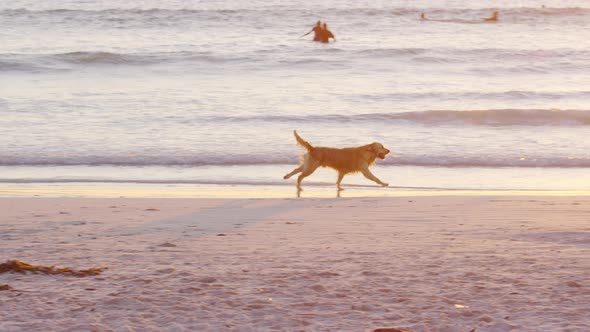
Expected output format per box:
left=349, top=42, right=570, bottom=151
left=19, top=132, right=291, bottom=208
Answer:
left=381, top=183, right=389, bottom=187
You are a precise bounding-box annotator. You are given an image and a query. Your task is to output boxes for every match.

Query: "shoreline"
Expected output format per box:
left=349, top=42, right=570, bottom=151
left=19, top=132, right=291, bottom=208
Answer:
left=1, top=182, right=590, bottom=198
left=2, top=165, right=589, bottom=196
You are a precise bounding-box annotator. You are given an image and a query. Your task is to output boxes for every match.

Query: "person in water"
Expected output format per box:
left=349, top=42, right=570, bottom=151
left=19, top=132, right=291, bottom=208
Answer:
left=319, top=23, right=335, bottom=43
left=420, top=12, right=427, bottom=20
left=302, top=21, right=323, bottom=41
left=484, top=11, right=499, bottom=21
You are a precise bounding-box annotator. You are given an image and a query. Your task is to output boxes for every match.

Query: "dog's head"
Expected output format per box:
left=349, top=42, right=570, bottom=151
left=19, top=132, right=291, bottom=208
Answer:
left=366, top=142, right=390, bottom=160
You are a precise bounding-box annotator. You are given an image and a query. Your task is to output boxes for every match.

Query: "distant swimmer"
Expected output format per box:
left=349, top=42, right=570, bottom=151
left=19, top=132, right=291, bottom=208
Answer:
left=484, top=11, right=499, bottom=22
left=420, top=12, right=427, bottom=20
left=319, top=23, right=335, bottom=43
left=302, top=20, right=323, bottom=42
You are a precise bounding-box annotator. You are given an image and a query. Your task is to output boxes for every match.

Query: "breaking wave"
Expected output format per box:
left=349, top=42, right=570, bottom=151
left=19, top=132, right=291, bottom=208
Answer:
left=208, top=109, right=590, bottom=126
left=2, top=7, right=589, bottom=18
left=1, top=46, right=588, bottom=72
left=0, top=154, right=588, bottom=168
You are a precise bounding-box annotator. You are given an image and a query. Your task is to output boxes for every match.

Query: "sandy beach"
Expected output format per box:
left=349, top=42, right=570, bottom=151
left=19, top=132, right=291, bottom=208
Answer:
left=1, top=196, right=589, bottom=332
left=3, top=0, right=589, bottom=331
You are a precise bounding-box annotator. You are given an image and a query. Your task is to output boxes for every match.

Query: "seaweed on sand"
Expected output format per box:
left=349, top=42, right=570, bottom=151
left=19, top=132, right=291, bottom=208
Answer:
left=0, top=260, right=107, bottom=277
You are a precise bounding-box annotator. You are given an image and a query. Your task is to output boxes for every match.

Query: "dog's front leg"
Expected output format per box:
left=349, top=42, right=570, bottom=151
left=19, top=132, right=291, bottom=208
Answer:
left=336, top=172, right=345, bottom=190
left=361, top=168, right=388, bottom=187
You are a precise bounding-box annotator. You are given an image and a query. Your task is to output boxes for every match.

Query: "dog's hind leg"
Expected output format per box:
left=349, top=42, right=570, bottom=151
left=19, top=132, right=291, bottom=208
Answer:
left=296, top=160, right=319, bottom=191
left=284, top=165, right=303, bottom=179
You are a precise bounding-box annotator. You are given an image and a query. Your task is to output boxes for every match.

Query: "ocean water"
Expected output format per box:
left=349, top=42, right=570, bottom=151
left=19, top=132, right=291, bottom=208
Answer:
left=1, top=0, right=589, bottom=195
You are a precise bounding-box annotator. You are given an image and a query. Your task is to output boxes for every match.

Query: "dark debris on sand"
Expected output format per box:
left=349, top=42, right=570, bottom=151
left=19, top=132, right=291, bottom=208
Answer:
left=0, top=284, right=13, bottom=291
left=0, top=260, right=107, bottom=277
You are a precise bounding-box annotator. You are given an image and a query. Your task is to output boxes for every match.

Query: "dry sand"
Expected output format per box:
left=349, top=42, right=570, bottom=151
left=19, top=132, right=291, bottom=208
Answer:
left=1, top=196, right=589, bottom=332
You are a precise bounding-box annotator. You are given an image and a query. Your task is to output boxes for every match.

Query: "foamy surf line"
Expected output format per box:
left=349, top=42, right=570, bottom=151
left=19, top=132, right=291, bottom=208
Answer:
left=2, top=153, right=590, bottom=167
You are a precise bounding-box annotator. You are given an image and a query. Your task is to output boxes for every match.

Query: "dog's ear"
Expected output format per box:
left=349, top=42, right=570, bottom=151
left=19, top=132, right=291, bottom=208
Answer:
left=367, top=143, right=379, bottom=152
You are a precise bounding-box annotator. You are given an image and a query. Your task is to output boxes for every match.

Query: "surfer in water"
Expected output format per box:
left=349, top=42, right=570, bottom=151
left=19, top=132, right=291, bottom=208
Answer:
left=319, top=23, right=335, bottom=43
left=484, top=11, right=499, bottom=22
left=302, top=21, right=323, bottom=41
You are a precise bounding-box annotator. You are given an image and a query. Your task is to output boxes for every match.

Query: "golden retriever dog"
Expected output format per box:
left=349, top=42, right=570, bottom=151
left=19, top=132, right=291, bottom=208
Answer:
left=284, top=130, right=390, bottom=191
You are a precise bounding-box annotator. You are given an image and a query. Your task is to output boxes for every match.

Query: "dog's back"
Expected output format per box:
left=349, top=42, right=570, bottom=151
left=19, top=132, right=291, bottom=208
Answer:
left=311, top=146, right=371, bottom=174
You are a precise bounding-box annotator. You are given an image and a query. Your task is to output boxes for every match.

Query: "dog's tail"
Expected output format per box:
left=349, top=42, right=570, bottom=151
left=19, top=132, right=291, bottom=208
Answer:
left=294, top=130, right=313, bottom=151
